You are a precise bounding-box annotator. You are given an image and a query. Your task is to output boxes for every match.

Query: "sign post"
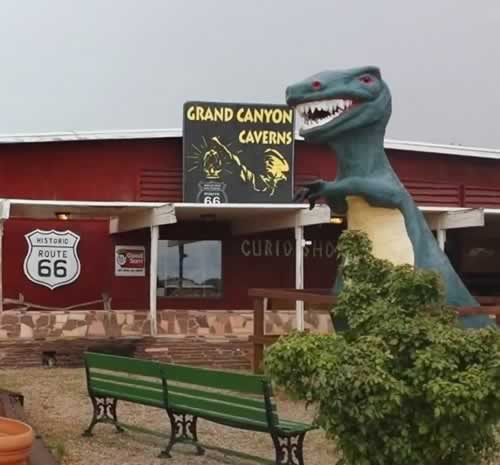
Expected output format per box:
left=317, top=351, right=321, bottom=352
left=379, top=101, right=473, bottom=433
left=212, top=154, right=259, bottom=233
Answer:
left=295, top=226, right=305, bottom=331
left=0, top=221, right=3, bottom=312
left=0, top=201, right=10, bottom=312
left=149, top=226, right=159, bottom=337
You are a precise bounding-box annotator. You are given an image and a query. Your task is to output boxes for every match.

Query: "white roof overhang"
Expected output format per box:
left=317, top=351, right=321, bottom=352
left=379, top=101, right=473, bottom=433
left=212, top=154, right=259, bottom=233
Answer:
left=173, top=202, right=331, bottom=235
left=2, top=199, right=499, bottom=235
left=0, top=199, right=332, bottom=235
left=0, top=199, right=176, bottom=233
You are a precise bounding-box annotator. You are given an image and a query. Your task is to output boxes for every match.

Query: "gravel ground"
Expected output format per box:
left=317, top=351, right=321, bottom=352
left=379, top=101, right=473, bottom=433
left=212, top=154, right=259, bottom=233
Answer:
left=0, top=368, right=335, bottom=465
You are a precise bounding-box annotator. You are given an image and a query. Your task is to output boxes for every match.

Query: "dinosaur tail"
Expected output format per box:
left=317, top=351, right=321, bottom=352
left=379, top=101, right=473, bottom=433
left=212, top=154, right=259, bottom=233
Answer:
left=401, top=197, right=492, bottom=329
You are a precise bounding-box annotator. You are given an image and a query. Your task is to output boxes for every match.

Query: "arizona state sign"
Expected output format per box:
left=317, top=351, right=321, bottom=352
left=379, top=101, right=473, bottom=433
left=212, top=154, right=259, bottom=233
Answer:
left=23, top=229, right=81, bottom=290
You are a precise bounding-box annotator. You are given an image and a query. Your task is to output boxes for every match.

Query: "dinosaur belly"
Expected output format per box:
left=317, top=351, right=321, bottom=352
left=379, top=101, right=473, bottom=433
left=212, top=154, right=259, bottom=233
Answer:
left=346, top=196, right=415, bottom=266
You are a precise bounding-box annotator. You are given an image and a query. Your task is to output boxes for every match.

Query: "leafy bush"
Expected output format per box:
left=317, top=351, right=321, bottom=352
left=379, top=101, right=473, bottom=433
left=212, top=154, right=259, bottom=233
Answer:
left=265, top=230, right=500, bottom=465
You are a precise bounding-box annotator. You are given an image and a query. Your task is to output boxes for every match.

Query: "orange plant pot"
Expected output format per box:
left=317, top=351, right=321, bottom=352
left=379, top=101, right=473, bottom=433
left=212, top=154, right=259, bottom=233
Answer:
left=0, top=417, right=33, bottom=465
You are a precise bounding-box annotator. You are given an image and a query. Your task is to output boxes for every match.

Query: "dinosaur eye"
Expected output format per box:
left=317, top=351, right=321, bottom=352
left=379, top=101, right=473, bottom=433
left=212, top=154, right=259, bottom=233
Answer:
left=311, top=80, right=322, bottom=90
left=359, top=75, right=374, bottom=84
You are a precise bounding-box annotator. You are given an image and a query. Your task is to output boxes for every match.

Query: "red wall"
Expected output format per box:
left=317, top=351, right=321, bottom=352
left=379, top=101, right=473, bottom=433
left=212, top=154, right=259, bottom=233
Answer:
left=4, top=219, right=150, bottom=309
left=1, top=139, right=499, bottom=203
left=0, top=139, right=180, bottom=201
left=3, top=219, right=339, bottom=310
left=388, top=150, right=500, bottom=187
left=1, top=137, right=500, bottom=310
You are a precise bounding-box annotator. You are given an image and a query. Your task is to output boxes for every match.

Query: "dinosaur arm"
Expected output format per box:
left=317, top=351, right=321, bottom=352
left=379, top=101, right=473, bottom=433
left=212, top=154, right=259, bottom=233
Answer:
left=297, top=176, right=403, bottom=213
left=327, top=176, right=404, bottom=209
left=295, top=179, right=347, bottom=213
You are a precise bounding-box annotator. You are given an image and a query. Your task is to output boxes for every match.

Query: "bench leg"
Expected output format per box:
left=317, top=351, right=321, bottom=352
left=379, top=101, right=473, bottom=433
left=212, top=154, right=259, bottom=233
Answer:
left=159, top=411, right=205, bottom=458
left=271, top=432, right=305, bottom=465
left=82, top=397, right=124, bottom=436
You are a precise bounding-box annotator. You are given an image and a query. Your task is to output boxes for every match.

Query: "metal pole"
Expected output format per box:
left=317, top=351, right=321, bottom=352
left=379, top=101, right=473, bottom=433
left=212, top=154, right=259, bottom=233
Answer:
left=149, top=225, right=159, bottom=336
left=295, top=225, right=305, bottom=331
left=179, top=244, right=184, bottom=289
left=0, top=221, right=3, bottom=313
left=437, top=228, right=446, bottom=251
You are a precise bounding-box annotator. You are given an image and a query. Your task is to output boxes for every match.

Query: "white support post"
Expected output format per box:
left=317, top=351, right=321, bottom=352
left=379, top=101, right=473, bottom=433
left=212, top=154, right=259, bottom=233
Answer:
left=437, top=228, right=446, bottom=251
left=0, top=201, right=9, bottom=314
left=149, top=225, right=159, bottom=336
left=295, top=226, right=305, bottom=331
left=0, top=221, right=3, bottom=313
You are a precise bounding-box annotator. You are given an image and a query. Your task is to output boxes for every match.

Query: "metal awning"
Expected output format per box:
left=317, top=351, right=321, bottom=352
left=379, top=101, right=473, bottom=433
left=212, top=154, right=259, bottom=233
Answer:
left=172, top=202, right=332, bottom=235
left=3, top=199, right=499, bottom=233
left=1, top=199, right=334, bottom=234
left=0, top=199, right=177, bottom=233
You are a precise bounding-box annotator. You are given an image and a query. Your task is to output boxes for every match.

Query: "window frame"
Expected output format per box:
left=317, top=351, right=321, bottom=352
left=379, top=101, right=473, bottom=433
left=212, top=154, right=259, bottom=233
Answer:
left=156, top=239, right=224, bottom=300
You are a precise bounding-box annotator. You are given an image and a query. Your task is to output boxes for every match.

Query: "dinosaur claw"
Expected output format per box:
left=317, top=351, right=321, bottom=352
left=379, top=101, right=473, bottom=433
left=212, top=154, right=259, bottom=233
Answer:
left=293, top=188, right=308, bottom=203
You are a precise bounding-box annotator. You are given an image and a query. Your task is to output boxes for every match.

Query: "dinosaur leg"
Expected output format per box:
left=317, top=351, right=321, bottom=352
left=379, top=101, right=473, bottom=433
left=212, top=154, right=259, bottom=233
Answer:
left=331, top=273, right=350, bottom=333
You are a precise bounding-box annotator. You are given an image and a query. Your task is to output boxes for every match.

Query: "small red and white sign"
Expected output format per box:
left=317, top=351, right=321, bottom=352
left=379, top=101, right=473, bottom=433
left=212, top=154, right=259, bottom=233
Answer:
left=115, top=246, right=146, bottom=277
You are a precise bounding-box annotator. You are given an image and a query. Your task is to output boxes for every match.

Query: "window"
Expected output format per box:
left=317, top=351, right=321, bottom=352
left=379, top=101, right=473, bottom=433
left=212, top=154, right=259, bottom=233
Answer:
left=157, top=240, right=222, bottom=298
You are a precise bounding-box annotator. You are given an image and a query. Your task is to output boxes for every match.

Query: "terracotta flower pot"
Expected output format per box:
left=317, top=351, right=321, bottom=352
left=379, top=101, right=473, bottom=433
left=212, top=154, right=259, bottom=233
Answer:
left=0, top=417, right=33, bottom=465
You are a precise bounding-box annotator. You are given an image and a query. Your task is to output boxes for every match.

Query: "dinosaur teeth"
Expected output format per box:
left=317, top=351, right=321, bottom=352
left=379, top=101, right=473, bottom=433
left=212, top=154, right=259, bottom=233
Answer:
left=296, top=99, right=354, bottom=130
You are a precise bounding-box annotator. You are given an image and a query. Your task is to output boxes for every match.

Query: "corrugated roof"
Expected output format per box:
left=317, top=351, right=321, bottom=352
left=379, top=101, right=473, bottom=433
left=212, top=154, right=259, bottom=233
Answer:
left=0, top=129, right=499, bottom=160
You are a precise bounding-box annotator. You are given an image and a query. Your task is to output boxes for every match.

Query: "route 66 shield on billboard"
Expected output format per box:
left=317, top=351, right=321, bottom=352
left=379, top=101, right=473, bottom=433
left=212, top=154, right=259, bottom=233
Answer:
left=23, top=230, right=81, bottom=290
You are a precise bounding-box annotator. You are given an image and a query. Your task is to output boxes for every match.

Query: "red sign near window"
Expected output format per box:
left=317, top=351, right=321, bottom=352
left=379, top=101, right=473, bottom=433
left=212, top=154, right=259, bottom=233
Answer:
left=115, top=246, right=146, bottom=277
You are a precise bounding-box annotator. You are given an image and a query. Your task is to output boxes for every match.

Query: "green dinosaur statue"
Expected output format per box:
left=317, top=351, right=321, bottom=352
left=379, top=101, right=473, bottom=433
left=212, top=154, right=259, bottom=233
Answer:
left=287, top=66, right=489, bottom=329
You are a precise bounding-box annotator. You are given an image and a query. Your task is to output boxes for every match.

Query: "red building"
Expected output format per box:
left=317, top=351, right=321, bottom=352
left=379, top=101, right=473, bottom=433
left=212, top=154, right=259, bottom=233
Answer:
left=0, top=130, right=499, bottom=367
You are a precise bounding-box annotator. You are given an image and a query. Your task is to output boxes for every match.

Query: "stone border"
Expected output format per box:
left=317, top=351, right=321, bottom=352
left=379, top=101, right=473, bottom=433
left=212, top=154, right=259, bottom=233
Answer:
left=0, top=309, right=332, bottom=340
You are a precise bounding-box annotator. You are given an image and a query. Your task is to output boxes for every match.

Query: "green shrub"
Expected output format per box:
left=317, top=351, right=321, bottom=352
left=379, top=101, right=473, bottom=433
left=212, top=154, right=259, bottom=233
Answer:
left=265, top=230, right=500, bottom=465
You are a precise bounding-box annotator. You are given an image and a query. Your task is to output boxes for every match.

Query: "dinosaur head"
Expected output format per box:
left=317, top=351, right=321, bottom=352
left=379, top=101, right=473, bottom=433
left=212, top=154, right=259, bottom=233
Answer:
left=286, top=66, right=391, bottom=143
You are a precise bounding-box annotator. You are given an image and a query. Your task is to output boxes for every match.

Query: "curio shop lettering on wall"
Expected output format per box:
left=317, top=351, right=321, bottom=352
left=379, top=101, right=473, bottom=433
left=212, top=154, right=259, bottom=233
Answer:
left=23, top=229, right=81, bottom=290
left=240, top=239, right=336, bottom=259
left=183, top=102, right=294, bottom=204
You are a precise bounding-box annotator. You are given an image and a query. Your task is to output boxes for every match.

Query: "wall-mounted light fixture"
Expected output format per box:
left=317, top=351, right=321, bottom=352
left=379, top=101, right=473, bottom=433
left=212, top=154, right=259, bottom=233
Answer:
left=330, top=216, right=344, bottom=225
left=55, top=212, right=71, bottom=221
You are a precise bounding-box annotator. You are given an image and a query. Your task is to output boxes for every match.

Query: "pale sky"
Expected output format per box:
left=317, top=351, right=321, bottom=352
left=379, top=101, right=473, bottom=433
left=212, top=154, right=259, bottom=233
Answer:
left=1, top=0, right=499, bottom=148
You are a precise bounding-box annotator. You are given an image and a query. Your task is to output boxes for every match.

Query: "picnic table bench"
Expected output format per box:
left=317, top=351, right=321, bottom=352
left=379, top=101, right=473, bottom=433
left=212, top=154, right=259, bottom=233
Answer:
left=83, top=352, right=315, bottom=465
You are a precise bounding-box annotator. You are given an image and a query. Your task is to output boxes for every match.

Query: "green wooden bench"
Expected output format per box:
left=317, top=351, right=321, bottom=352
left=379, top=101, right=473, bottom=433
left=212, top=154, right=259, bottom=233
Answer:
left=83, top=352, right=316, bottom=465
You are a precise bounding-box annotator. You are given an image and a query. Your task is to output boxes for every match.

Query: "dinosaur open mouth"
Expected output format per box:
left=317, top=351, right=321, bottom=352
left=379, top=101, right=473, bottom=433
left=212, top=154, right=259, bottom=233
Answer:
left=296, top=99, right=354, bottom=130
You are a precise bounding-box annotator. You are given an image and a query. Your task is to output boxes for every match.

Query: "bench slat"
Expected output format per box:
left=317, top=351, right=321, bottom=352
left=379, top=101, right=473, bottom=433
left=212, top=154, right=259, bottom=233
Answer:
left=90, top=379, right=164, bottom=407
left=277, top=419, right=316, bottom=433
left=85, top=352, right=161, bottom=378
left=169, top=404, right=271, bottom=432
left=168, top=392, right=268, bottom=423
left=89, top=369, right=274, bottom=412
left=90, top=371, right=162, bottom=390
left=168, top=384, right=273, bottom=411
left=160, top=364, right=266, bottom=395
left=99, top=391, right=164, bottom=409
left=91, top=387, right=164, bottom=409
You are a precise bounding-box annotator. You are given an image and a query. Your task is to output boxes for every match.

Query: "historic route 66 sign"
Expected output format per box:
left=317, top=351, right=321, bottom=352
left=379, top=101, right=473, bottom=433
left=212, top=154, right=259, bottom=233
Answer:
left=23, top=230, right=81, bottom=290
